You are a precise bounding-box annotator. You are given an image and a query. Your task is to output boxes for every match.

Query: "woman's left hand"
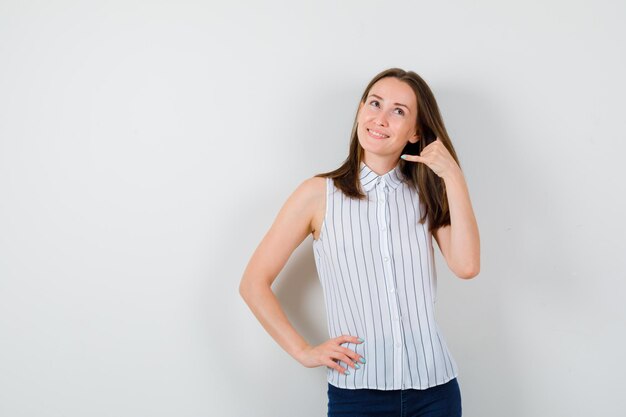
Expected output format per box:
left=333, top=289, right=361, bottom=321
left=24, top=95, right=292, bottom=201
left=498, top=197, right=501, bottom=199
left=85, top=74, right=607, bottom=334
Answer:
left=401, top=138, right=460, bottom=179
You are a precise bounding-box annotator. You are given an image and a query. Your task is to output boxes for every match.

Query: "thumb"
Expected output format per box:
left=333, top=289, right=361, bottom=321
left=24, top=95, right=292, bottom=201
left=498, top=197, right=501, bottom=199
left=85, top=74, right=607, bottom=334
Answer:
left=400, top=153, right=425, bottom=163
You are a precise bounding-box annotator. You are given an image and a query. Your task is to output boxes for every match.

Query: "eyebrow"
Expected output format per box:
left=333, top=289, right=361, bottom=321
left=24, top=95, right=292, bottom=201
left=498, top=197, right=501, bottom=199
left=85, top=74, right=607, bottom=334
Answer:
left=367, top=94, right=411, bottom=113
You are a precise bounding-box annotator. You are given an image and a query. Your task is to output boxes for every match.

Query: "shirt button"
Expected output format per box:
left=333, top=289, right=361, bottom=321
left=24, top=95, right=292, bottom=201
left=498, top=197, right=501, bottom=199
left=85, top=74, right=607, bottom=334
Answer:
left=389, top=287, right=395, bottom=293
left=383, top=257, right=389, bottom=262
left=381, top=225, right=386, bottom=230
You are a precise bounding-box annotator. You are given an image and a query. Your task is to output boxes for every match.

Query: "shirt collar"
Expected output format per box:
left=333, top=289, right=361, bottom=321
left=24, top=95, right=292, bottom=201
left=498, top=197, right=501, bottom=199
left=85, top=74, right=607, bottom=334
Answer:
left=359, top=160, right=406, bottom=192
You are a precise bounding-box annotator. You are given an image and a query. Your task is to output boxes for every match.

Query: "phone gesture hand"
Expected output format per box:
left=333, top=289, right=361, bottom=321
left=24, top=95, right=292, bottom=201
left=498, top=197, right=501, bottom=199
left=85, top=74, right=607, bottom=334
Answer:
left=401, top=138, right=460, bottom=179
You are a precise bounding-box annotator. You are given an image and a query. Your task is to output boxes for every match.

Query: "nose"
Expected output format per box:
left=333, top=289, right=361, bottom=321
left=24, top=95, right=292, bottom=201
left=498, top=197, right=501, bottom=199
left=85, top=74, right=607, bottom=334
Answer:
left=374, top=113, right=388, bottom=127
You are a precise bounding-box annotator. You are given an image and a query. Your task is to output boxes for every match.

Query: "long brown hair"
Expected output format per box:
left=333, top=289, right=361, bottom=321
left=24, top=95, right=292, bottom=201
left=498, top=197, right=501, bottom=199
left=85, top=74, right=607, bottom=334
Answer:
left=315, top=67, right=462, bottom=233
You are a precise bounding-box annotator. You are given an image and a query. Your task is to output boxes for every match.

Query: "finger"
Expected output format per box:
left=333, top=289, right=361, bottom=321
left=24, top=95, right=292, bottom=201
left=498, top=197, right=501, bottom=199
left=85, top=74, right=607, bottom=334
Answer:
left=336, top=353, right=356, bottom=369
left=329, top=350, right=356, bottom=369
left=421, top=144, right=439, bottom=155
left=337, top=335, right=364, bottom=346
left=400, top=154, right=426, bottom=163
left=337, top=346, right=364, bottom=364
left=326, top=360, right=350, bottom=375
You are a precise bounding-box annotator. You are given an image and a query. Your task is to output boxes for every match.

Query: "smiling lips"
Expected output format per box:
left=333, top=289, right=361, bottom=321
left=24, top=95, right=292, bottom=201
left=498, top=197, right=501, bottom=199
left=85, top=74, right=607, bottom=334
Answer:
left=367, top=128, right=390, bottom=139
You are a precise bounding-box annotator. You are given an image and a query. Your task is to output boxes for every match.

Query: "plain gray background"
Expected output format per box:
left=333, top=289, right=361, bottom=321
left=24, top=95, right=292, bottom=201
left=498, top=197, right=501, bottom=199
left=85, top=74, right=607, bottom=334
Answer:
left=1, top=1, right=624, bottom=416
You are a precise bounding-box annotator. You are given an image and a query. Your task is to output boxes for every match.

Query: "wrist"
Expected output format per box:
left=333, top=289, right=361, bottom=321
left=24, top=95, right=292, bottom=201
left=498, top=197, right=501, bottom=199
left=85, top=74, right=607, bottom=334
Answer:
left=293, top=343, right=311, bottom=364
left=442, top=166, right=464, bottom=183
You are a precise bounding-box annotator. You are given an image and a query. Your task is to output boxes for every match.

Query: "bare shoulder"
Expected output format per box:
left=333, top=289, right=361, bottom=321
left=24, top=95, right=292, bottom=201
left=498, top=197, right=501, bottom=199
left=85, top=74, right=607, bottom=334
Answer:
left=274, top=176, right=326, bottom=241
left=284, top=176, right=326, bottom=230
left=302, top=176, right=326, bottom=197
left=288, top=176, right=325, bottom=203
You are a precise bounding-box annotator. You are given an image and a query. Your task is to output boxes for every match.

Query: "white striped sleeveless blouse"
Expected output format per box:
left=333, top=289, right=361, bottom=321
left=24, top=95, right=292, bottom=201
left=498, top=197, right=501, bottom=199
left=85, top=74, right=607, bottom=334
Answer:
left=312, top=160, right=459, bottom=390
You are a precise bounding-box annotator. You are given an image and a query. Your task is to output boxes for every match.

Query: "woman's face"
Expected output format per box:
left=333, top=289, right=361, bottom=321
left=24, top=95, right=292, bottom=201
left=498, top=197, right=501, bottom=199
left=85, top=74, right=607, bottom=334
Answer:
left=356, top=77, right=419, bottom=159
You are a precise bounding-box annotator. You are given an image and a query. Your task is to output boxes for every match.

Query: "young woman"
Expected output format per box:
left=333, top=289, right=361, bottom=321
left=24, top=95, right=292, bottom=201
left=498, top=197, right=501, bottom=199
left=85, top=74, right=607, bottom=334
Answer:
left=239, top=68, right=480, bottom=417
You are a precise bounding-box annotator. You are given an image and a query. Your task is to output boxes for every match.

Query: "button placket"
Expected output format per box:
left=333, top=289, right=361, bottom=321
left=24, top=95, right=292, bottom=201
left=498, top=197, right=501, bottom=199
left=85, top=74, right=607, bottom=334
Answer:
left=376, top=177, right=404, bottom=388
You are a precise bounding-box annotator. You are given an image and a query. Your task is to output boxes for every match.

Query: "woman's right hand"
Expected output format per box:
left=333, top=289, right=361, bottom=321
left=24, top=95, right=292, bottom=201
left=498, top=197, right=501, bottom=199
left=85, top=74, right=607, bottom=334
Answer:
left=297, top=335, right=365, bottom=375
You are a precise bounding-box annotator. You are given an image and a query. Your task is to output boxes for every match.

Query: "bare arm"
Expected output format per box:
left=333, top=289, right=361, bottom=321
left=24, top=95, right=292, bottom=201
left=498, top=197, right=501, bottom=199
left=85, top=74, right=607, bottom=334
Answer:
left=401, top=138, right=480, bottom=280
left=433, top=167, right=480, bottom=279
left=238, top=177, right=363, bottom=373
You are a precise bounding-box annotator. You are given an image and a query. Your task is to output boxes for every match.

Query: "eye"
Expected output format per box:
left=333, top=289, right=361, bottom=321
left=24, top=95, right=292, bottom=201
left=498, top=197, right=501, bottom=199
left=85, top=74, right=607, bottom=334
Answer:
left=369, top=99, right=380, bottom=107
left=394, top=108, right=405, bottom=116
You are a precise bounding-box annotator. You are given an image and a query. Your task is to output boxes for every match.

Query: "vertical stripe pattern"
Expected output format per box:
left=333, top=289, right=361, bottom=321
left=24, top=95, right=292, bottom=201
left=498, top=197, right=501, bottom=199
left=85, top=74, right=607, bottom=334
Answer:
left=312, top=160, right=459, bottom=390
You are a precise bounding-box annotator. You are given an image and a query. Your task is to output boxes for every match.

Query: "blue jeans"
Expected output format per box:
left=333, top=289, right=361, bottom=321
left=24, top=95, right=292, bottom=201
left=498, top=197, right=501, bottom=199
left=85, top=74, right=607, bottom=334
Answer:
left=327, top=378, right=462, bottom=417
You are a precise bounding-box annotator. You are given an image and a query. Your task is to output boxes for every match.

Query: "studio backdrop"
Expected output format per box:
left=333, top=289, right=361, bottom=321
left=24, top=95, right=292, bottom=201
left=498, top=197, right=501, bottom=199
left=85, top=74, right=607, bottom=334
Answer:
left=0, top=1, right=624, bottom=416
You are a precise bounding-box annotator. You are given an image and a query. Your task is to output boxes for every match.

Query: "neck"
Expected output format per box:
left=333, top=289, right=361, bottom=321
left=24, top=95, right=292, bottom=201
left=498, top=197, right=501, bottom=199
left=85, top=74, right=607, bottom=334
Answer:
left=362, top=154, right=399, bottom=176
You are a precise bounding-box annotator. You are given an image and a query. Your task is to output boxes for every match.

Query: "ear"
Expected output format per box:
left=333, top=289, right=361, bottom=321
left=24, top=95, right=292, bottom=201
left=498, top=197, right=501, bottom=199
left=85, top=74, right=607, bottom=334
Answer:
left=408, top=132, right=420, bottom=144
